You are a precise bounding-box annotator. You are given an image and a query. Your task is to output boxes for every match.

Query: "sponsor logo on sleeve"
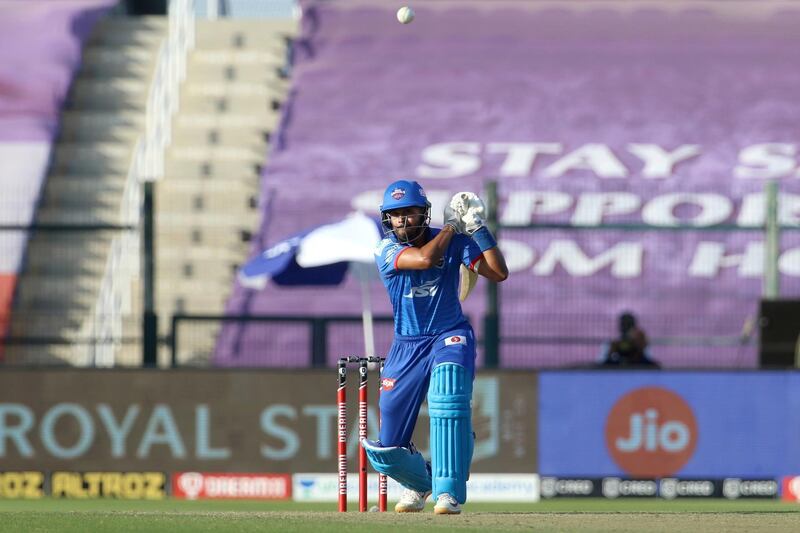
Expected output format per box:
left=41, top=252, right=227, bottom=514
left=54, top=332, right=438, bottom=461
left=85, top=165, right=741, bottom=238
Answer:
left=380, top=378, right=396, bottom=391
left=444, top=335, right=467, bottom=346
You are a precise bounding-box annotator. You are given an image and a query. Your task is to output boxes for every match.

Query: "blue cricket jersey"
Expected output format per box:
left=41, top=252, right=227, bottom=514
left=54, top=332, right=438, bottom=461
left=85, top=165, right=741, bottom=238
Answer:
left=374, top=228, right=483, bottom=336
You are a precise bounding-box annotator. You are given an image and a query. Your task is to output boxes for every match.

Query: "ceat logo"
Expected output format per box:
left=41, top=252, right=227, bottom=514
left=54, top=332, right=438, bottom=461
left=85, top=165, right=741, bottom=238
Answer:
left=381, top=378, right=396, bottom=391
left=605, top=387, right=697, bottom=478
left=391, top=188, right=405, bottom=200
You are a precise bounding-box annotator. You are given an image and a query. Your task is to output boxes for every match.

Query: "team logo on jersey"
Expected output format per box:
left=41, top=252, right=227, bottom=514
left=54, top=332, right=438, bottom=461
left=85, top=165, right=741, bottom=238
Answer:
left=381, top=378, right=396, bottom=391
left=403, top=279, right=440, bottom=298
left=444, top=336, right=467, bottom=346
left=391, top=188, right=406, bottom=200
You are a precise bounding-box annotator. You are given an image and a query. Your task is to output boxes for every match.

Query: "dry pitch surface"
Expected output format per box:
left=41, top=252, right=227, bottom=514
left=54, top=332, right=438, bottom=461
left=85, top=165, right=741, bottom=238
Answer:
left=1, top=499, right=799, bottom=532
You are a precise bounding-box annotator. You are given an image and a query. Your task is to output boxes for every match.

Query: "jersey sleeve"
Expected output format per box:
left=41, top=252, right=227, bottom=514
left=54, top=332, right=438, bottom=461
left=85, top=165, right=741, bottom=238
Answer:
left=374, top=238, right=408, bottom=276
left=458, top=234, right=484, bottom=271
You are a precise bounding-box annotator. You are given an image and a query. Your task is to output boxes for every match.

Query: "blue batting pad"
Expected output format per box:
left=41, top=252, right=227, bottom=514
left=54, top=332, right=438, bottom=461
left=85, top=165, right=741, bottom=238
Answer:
left=428, top=362, right=473, bottom=504
left=361, top=438, right=432, bottom=492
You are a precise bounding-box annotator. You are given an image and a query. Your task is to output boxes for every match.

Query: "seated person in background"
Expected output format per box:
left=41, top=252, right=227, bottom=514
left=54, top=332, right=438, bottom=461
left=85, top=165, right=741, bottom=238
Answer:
left=599, top=312, right=660, bottom=368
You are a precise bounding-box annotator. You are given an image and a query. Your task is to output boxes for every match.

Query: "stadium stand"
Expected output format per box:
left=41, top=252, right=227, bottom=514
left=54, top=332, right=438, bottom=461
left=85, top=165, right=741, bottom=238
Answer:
left=216, top=1, right=800, bottom=369
left=156, top=18, right=297, bottom=364
left=2, top=1, right=298, bottom=367
left=1, top=0, right=128, bottom=364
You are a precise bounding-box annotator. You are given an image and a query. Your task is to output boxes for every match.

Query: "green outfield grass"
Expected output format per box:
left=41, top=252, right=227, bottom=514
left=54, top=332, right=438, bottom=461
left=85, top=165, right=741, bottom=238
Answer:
left=0, top=499, right=798, bottom=532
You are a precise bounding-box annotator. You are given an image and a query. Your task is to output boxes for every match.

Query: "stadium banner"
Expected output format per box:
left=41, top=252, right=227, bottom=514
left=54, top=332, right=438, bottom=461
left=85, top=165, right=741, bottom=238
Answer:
left=50, top=472, right=166, bottom=500
left=292, top=473, right=539, bottom=503
left=172, top=472, right=291, bottom=500
left=220, top=1, right=800, bottom=369
left=539, top=372, right=800, bottom=478
left=782, top=476, right=800, bottom=503
left=541, top=477, right=778, bottom=500
left=0, top=471, right=45, bottom=499
left=0, top=369, right=536, bottom=472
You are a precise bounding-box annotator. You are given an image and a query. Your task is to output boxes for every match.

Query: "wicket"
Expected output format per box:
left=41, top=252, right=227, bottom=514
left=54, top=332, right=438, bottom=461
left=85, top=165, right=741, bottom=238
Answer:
left=337, top=356, right=388, bottom=512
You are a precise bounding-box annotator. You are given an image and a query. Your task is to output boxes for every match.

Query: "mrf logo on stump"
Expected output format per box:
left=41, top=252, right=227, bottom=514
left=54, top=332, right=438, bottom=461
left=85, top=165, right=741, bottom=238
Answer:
left=605, top=387, right=698, bottom=478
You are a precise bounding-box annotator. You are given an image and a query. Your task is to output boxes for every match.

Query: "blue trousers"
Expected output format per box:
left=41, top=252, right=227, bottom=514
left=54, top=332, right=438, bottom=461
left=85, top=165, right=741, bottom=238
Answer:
left=378, top=325, right=476, bottom=447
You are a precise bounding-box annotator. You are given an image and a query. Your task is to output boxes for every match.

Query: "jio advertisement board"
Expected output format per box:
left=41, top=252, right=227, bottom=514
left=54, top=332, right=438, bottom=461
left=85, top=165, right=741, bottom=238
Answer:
left=539, top=371, right=800, bottom=479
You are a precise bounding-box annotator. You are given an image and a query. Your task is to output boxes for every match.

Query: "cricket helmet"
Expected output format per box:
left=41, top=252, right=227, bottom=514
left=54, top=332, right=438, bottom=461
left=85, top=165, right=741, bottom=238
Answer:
left=379, top=180, right=431, bottom=242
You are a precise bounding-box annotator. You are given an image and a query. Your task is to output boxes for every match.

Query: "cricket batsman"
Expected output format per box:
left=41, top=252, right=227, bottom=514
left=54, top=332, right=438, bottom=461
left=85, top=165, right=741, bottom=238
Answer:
left=361, top=179, right=509, bottom=514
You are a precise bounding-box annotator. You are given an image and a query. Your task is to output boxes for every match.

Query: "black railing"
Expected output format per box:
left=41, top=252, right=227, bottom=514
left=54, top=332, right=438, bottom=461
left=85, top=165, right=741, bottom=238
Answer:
left=170, top=313, right=395, bottom=368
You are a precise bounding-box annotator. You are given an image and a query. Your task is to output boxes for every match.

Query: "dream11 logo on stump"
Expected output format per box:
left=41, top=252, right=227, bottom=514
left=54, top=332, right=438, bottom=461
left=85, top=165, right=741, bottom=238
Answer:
left=604, top=387, right=698, bottom=477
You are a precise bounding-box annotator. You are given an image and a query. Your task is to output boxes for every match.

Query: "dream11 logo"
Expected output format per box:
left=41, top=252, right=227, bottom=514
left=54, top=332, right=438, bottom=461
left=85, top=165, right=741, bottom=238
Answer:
left=604, top=387, right=698, bottom=478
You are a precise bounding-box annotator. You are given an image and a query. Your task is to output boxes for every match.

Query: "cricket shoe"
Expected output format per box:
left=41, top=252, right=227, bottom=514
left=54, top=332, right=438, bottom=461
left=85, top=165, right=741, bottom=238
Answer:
left=394, top=488, right=431, bottom=513
left=433, top=493, right=461, bottom=515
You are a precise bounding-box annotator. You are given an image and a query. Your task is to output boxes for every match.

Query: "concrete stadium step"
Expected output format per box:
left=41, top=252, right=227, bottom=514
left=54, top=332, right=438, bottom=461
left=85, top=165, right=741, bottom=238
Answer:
left=80, top=45, right=157, bottom=77
left=33, top=206, right=126, bottom=225
left=12, top=274, right=102, bottom=309
left=170, top=126, right=270, bottom=148
left=68, top=78, right=149, bottom=110
left=185, top=61, right=287, bottom=84
left=157, top=227, right=252, bottom=249
left=157, top=183, right=259, bottom=213
left=168, top=145, right=264, bottom=163
left=4, top=344, right=90, bottom=366
left=87, top=16, right=168, bottom=47
left=179, top=93, right=280, bottom=115
left=176, top=112, right=280, bottom=130
left=21, top=235, right=113, bottom=274
left=156, top=255, right=239, bottom=283
left=156, top=210, right=260, bottom=229
left=191, top=49, right=288, bottom=65
left=148, top=270, right=234, bottom=294
left=156, top=292, right=231, bottom=316
left=60, top=111, right=143, bottom=143
left=158, top=177, right=260, bottom=196
left=195, top=19, right=298, bottom=49
left=184, top=81, right=289, bottom=100
left=40, top=179, right=124, bottom=208
left=158, top=243, right=246, bottom=263
left=164, top=158, right=262, bottom=180
left=3, top=342, right=143, bottom=367
left=51, top=143, right=132, bottom=174
left=8, top=309, right=89, bottom=339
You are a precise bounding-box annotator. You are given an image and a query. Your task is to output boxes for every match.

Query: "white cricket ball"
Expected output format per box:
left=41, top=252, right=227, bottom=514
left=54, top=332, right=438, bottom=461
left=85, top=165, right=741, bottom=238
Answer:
left=397, top=6, right=415, bottom=24
left=369, top=505, right=379, bottom=512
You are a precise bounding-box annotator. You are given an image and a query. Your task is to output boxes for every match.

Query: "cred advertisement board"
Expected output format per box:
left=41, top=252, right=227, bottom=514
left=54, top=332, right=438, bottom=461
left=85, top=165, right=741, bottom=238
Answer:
left=0, top=370, right=536, bottom=473
left=539, top=372, right=800, bottom=478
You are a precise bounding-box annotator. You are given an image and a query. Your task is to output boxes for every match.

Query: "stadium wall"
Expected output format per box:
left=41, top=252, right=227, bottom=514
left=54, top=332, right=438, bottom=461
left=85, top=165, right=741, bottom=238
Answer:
left=2, top=369, right=799, bottom=501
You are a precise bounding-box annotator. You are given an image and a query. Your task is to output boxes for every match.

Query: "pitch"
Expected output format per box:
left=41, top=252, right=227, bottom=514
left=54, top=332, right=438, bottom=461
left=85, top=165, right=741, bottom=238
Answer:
left=1, top=499, right=798, bottom=532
